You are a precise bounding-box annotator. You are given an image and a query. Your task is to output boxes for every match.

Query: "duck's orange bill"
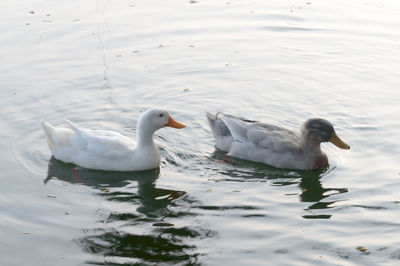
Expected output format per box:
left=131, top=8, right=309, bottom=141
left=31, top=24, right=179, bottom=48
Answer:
left=329, top=131, right=350, bottom=150
left=165, top=116, right=186, bottom=129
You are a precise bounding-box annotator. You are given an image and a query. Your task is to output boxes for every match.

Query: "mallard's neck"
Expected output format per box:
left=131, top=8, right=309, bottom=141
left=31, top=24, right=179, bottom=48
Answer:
left=301, top=135, right=323, bottom=154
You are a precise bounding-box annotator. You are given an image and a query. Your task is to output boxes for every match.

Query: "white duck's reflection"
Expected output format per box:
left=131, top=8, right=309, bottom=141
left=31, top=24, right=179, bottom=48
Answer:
left=44, top=157, right=210, bottom=265
left=45, top=157, right=186, bottom=216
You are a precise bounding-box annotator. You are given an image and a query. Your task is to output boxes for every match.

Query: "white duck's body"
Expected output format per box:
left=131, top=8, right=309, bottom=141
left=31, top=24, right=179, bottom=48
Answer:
left=206, top=112, right=350, bottom=170
left=42, top=109, right=185, bottom=171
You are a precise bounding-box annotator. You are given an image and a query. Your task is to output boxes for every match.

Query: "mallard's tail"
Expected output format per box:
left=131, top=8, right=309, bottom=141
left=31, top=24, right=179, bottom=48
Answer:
left=205, top=111, right=231, bottom=138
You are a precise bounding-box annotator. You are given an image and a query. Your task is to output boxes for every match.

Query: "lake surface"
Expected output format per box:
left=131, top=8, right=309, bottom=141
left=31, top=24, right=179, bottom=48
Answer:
left=1, top=0, right=400, bottom=265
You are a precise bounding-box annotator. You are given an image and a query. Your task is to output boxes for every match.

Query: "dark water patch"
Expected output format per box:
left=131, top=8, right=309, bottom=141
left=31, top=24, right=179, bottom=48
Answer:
left=302, top=214, right=332, bottom=219
left=153, top=222, right=175, bottom=227
left=274, top=249, right=289, bottom=254
left=196, top=205, right=260, bottom=211
left=155, top=226, right=215, bottom=239
left=351, top=205, right=388, bottom=210
left=241, top=214, right=267, bottom=218
left=105, top=193, right=143, bottom=202
left=105, top=212, right=151, bottom=224
left=306, top=201, right=336, bottom=210
left=80, top=229, right=201, bottom=265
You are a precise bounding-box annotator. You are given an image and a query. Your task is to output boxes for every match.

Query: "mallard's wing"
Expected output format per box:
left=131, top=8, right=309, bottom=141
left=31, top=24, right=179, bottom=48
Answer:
left=221, top=114, right=301, bottom=152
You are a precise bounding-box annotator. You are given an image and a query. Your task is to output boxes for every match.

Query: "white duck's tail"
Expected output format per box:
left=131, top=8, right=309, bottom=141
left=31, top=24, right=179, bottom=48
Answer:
left=205, top=111, right=231, bottom=138
left=63, top=119, right=80, bottom=131
left=42, top=121, right=56, bottom=146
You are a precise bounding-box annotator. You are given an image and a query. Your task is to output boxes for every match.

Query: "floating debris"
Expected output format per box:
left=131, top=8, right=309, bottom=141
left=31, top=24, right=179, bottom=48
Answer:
left=29, top=11, right=35, bottom=14
left=23, top=232, right=30, bottom=235
left=206, top=189, right=212, bottom=192
left=46, top=195, right=57, bottom=198
left=356, top=246, right=368, bottom=253
left=183, top=88, right=190, bottom=92
left=100, top=188, right=110, bottom=193
left=132, top=50, right=139, bottom=53
left=65, top=211, right=70, bottom=215
left=72, top=19, right=80, bottom=22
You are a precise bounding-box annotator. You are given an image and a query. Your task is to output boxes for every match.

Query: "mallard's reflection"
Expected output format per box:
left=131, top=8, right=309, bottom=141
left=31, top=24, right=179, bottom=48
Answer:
left=298, top=170, right=348, bottom=219
left=45, top=157, right=209, bottom=265
left=210, top=151, right=348, bottom=219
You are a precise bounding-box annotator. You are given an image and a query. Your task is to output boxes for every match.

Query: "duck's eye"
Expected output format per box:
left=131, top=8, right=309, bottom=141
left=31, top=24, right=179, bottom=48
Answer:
left=159, top=114, right=164, bottom=117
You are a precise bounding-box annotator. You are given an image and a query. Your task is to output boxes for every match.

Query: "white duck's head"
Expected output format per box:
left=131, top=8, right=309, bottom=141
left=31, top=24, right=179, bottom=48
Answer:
left=137, top=108, right=185, bottom=136
left=301, top=118, right=350, bottom=150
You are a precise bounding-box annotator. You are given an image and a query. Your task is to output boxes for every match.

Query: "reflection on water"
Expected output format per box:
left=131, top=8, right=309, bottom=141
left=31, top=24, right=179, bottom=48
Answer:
left=298, top=171, right=348, bottom=219
left=45, top=157, right=212, bottom=265
left=210, top=151, right=348, bottom=219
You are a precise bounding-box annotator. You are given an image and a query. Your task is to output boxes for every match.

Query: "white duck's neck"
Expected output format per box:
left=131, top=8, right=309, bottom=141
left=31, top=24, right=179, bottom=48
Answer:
left=136, top=125, right=157, bottom=149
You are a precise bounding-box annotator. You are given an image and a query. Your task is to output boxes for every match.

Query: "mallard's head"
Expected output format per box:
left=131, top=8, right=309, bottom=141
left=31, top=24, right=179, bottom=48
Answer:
left=302, top=118, right=350, bottom=149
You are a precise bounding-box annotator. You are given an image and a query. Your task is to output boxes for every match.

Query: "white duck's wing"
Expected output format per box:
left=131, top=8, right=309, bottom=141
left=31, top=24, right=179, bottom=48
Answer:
left=221, top=114, right=301, bottom=152
left=66, top=120, right=136, bottom=159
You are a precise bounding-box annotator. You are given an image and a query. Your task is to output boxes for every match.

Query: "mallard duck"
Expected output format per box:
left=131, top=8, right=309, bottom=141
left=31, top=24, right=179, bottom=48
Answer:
left=42, top=108, right=185, bottom=171
left=206, top=112, right=350, bottom=170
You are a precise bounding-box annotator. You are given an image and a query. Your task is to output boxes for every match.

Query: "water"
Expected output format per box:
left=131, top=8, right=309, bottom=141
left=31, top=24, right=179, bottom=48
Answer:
left=1, top=0, right=400, bottom=265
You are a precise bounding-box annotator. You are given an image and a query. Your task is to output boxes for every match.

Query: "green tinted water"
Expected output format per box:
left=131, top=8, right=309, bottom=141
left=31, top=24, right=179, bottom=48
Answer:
left=1, top=0, right=400, bottom=265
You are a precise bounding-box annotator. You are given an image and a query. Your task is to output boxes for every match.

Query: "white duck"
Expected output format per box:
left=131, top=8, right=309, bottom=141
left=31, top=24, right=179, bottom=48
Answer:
left=206, top=112, right=350, bottom=170
left=42, top=108, right=185, bottom=171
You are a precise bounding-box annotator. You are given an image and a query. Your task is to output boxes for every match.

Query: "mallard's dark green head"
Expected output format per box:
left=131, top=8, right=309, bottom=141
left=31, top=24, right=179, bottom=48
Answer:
left=302, top=118, right=350, bottom=149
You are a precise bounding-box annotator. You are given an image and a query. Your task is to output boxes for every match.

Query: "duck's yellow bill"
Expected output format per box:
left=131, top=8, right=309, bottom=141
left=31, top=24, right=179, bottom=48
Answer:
left=329, top=131, right=350, bottom=150
left=165, top=116, right=186, bottom=129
